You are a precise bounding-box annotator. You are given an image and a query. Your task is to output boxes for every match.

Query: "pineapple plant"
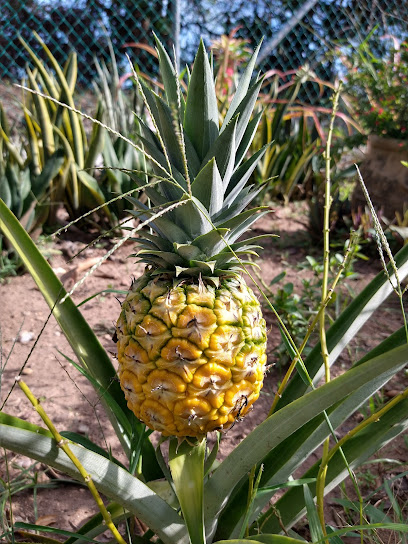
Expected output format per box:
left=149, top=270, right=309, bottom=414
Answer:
left=115, top=37, right=270, bottom=438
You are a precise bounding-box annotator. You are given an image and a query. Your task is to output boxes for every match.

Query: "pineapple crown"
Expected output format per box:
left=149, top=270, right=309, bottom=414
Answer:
left=127, top=36, right=270, bottom=279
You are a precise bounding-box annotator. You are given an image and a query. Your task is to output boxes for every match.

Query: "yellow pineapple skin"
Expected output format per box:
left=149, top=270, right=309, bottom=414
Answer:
left=116, top=274, right=267, bottom=437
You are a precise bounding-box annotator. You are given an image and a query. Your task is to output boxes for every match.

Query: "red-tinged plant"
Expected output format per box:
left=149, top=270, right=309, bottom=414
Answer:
left=336, top=30, right=408, bottom=140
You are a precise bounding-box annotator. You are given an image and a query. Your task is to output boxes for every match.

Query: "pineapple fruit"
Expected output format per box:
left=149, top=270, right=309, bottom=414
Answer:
left=116, top=37, right=269, bottom=438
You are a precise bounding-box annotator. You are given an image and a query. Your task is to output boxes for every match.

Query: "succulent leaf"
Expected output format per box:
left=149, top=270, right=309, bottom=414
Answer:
left=225, top=144, right=269, bottom=199
left=235, top=109, right=263, bottom=166
left=184, top=40, right=219, bottom=161
left=221, top=39, right=263, bottom=129
left=191, top=157, right=224, bottom=216
left=201, top=115, right=239, bottom=188
left=232, top=78, right=264, bottom=150
left=153, top=33, right=180, bottom=111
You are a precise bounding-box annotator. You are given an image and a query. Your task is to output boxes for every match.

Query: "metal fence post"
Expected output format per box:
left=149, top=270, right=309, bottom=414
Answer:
left=173, top=0, right=181, bottom=71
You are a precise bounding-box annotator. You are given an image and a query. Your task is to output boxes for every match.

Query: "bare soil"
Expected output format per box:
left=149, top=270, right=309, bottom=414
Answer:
left=1, top=204, right=407, bottom=540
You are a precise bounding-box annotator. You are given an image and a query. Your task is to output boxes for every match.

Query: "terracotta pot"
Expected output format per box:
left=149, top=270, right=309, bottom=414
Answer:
left=352, top=134, right=408, bottom=219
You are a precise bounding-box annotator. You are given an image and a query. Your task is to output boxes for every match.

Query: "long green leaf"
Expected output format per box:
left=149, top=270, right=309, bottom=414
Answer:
left=23, top=107, right=41, bottom=176
left=233, top=78, right=264, bottom=151
left=303, top=484, right=324, bottom=542
left=191, top=157, right=224, bottom=215
left=235, top=110, right=263, bottom=167
left=276, top=243, right=408, bottom=411
left=257, top=398, right=408, bottom=533
left=84, top=100, right=105, bottom=171
left=201, top=116, right=238, bottom=188
left=155, top=95, right=186, bottom=174
left=169, top=439, right=206, bottom=544
left=19, top=35, right=60, bottom=99
left=26, top=67, right=55, bottom=161
left=215, top=538, right=307, bottom=544
left=184, top=40, right=219, bottom=160
left=32, top=31, right=84, bottom=167
left=225, top=145, right=268, bottom=200
left=154, top=33, right=181, bottom=110
left=221, top=40, right=262, bottom=129
left=0, top=421, right=188, bottom=544
left=12, top=522, right=98, bottom=543
left=215, top=326, right=408, bottom=540
left=0, top=199, right=161, bottom=480
left=204, top=343, right=408, bottom=540
left=31, top=149, right=65, bottom=198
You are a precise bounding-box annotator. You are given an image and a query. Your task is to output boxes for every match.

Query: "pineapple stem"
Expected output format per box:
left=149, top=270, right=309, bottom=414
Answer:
left=168, top=437, right=206, bottom=544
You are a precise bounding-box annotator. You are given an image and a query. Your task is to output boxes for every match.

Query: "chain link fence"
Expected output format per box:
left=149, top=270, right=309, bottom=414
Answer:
left=1, top=0, right=408, bottom=99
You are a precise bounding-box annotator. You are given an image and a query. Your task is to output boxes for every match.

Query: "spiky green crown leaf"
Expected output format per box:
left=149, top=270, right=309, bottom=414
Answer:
left=128, top=37, right=269, bottom=277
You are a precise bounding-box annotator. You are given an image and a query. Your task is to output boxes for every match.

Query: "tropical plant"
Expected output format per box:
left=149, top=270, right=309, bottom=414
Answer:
left=1, top=37, right=408, bottom=544
left=18, top=31, right=109, bottom=226
left=265, top=248, right=358, bottom=367
left=337, top=30, right=408, bottom=140
left=0, top=97, right=65, bottom=274
left=0, top=100, right=65, bottom=234
left=253, top=102, right=320, bottom=203
left=113, top=34, right=270, bottom=437
left=249, top=67, right=359, bottom=203
left=93, top=37, right=151, bottom=220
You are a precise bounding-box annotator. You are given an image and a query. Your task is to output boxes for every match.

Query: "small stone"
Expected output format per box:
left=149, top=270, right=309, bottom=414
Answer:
left=13, top=515, right=28, bottom=524
left=16, top=456, right=33, bottom=469
left=77, top=423, right=89, bottom=435
left=17, top=331, right=35, bottom=344
left=21, top=367, right=33, bottom=375
left=52, top=266, right=67, bottom=275
left=384, top=389, right=401, bottom=398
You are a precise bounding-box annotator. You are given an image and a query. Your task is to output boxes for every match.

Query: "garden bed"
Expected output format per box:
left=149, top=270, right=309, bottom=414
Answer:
left=1, top=204, right=407, bottom=540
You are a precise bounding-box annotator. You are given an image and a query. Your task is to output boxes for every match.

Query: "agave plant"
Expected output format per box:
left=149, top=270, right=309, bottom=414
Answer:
left=92, top=36, right=153, bottom=220
left=18, top=32, right=110, bottom=226
left=1, top=37, right=408, bottom=544
left=0, top=100, right=65, bottom=234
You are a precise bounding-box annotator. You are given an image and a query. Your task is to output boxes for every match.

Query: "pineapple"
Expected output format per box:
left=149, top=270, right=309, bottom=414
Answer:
left=116, top=37, right=270, bottom=438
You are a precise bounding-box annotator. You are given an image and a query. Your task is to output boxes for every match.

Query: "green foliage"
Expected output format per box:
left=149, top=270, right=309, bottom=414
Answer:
left=248, top=68, right=358, bottom=204
left=333, top=467, right=408, bottom=544
left=267, top=250, right=358, bottom=366
left=93, top=42, right=151, bottom=220
left=0, top=100, right=65, bottom=233
left=337, top=31, right=408, bottom=140
left=18, top=32, right=111, bottom=225
left=2, top=140, right=408, bottom=544
left=0, top=95, right=65, bottom=273
left=252, top=104, right=319, bottom=203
